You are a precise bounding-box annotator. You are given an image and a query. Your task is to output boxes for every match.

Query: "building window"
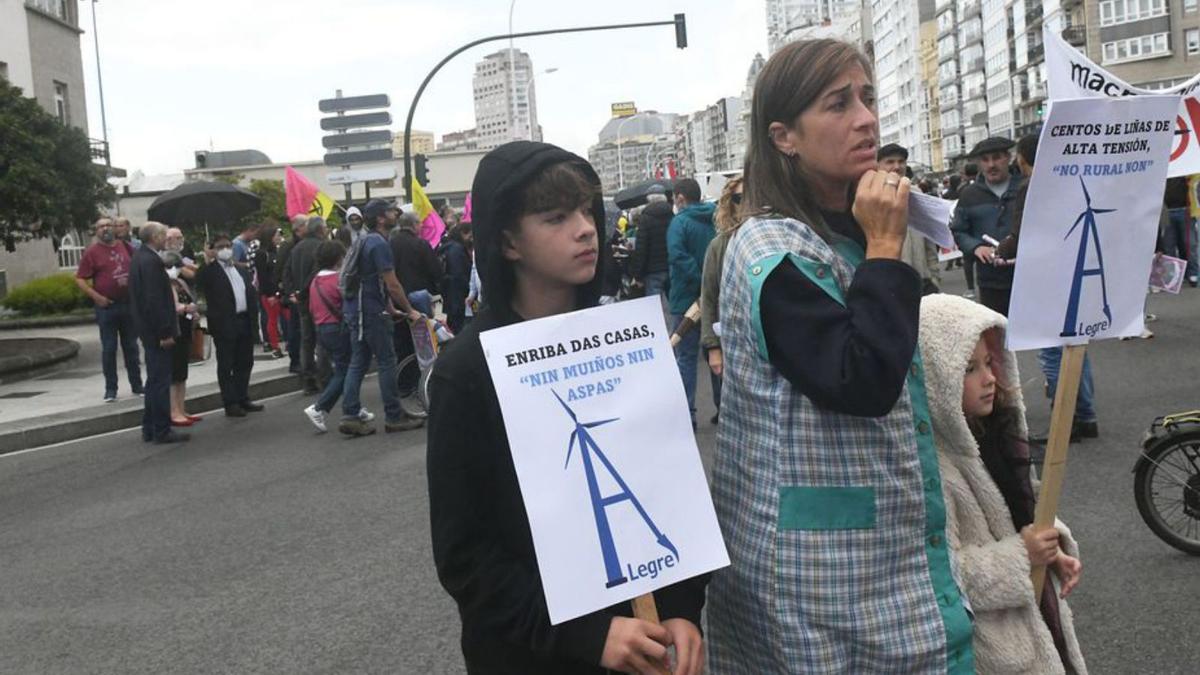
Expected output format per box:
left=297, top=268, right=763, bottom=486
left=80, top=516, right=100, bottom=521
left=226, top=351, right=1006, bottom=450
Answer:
left=1187, top=0, right=1199, bottom=13
left=1098, top=0, right=1167, bottom=27
left=53, top=81, right=68, bottom=124
left=0, top=62, right=7, bottom=81
left=1189, top=29, right=1200, bottom=55
left=26, top=0, right=70, bottom=22
left=1101, top=32, right=1171, bottom=64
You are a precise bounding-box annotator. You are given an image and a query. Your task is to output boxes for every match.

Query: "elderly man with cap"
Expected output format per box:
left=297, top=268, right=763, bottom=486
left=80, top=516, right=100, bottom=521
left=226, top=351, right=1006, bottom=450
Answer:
left=878, top=143, right=940, bottom=295
left=950, top=136, right=1020, bottom=316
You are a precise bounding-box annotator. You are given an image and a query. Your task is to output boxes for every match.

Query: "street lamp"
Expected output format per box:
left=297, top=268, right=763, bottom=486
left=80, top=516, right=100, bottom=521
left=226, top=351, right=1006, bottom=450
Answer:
left=403, top=14, right=688, bottom=202
left=90, top=0, right=110, bottom=170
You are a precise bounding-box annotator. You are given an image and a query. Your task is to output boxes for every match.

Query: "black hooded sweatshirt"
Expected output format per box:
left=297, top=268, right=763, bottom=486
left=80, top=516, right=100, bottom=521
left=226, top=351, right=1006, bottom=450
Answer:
left=427, top=142, right=708, bottom=674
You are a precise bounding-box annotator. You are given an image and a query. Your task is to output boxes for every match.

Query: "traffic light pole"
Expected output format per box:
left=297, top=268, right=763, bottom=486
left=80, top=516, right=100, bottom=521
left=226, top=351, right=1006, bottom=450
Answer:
left=403, top=14, right=686, bottom=202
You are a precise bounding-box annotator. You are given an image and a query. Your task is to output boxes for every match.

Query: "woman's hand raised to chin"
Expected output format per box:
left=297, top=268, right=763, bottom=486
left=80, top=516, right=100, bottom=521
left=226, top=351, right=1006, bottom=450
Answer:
left=852, top=170, right=910, bottom=260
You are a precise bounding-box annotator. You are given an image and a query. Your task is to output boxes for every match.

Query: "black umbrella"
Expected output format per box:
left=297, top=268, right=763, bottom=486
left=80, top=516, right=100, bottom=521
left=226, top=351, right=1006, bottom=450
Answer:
left=147, top=180, right=261, bottom=226
left=614, top=178, right=674, bottom=210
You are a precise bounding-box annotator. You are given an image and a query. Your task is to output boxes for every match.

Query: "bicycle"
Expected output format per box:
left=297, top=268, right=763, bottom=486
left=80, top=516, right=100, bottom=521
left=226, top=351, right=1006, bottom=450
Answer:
left=393, top=303, right=453, bottom=420
left=1133, top=409, right=1200, bottom=555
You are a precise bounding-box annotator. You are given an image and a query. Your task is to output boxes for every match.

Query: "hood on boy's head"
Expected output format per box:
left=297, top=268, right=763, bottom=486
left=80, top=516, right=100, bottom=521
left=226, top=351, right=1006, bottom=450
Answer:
left=470, top=141, right=606, bottom=314
left=345, top=206, right=363, bottom=223
left=918, top=294, right=1027, bottom=456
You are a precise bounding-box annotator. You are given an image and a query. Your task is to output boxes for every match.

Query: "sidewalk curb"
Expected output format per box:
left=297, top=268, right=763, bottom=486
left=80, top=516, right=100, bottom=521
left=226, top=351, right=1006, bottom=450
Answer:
left=0, top=312, right=95, bottom=330
left=0, top=338, right=80, bottom=376
left=0, top=370, right=302, bottom=455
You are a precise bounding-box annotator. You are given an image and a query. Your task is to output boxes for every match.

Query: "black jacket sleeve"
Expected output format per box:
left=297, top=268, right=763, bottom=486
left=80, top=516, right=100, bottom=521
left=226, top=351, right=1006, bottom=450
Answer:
left=761, top=258, right=921, bottom=417
left=427, top=372, right=612, bottom=665
left=421, top=241, right=444, bottom=295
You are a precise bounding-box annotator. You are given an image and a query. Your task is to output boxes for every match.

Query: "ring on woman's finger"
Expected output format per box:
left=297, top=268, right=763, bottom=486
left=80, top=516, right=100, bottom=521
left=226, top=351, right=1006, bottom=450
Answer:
left=884, top=177, right=901, bottom=187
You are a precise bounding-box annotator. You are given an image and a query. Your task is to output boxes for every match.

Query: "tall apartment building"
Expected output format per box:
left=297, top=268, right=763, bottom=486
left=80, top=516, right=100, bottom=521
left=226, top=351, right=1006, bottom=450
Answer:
left=1085, top=0, right=1200, bottom=90
left=920, top=15, right=945, bottom=171
left=0, top=0, right=90, bottom=132
left=472, top=48, right=542, bottom=150
left=874, top=0, right=936, bottom=169
left=767, top=0, right=867, bottom=52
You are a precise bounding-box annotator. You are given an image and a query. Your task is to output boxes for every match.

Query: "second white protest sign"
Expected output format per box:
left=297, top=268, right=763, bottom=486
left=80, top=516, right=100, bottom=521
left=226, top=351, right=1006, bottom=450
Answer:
left=1008, top=95, right=1178, bottom=351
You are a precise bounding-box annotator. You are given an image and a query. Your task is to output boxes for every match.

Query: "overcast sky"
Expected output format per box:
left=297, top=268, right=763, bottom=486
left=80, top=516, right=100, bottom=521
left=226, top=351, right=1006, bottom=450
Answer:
left=79, top=0, right=766, bottom=176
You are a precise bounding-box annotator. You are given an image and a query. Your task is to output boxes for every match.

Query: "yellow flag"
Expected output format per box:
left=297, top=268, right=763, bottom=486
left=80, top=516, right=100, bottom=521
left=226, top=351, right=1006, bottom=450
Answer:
left=308, top=192, right=335, bottom=219
left=412, top=177, right=435, bottom=221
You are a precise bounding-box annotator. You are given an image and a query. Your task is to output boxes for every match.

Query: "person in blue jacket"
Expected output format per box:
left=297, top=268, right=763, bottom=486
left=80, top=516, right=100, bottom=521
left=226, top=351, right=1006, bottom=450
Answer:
left=666, top=177, right=716, bottom=427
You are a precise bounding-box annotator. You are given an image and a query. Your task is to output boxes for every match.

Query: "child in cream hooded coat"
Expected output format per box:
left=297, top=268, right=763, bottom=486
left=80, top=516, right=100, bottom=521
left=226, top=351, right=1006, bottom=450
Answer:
left=919, top=294, right=1088, bottom=674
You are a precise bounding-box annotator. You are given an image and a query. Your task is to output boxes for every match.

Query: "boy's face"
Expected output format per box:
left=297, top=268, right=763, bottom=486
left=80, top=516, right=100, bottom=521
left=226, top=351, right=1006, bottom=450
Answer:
left=504, top=205, right=598, bottom=289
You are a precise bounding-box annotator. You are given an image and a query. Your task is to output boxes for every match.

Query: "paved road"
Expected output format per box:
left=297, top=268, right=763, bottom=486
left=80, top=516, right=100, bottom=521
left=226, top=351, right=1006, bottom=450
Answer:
left=1, top=272, right=1198, bottom=673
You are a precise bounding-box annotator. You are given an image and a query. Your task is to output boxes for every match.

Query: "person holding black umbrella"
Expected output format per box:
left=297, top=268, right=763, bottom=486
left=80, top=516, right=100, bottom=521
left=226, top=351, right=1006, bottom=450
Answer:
left=129, top=222, right=188, bottom=444
left=198, top=233, right=263, bottom=417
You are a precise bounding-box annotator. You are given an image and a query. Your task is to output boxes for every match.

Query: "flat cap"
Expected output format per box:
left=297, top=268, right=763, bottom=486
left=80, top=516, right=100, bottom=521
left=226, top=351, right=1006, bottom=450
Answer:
left=968, top=136, right=1015, bottom=157
left=877, top=143, right=908, bottom=161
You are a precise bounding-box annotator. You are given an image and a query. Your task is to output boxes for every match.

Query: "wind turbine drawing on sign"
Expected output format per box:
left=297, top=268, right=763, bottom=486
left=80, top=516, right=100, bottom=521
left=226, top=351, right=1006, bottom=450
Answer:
left=554, top=389, right=678, bottom=589
left=1060, top=177, right=1117, bottom=338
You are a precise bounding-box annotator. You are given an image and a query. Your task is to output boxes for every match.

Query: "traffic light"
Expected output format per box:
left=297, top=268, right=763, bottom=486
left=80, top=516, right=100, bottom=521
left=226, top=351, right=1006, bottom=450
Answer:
left=414, top=153, right=430, bottom=187
left=674, top=14, right=687, bottom=49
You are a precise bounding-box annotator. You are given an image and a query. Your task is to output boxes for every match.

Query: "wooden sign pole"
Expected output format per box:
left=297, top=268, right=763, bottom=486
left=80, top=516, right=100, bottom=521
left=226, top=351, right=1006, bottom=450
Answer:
left=1030, top=343, right=1088, bottom=598
left=631, top=594, right=671, bottom=675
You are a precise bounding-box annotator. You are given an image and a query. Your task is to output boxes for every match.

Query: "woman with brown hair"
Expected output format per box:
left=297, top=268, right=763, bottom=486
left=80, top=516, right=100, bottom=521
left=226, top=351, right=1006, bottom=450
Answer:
left=707, top=39, right=975, bottom=673
left=698, top=176, right=744, bottom=425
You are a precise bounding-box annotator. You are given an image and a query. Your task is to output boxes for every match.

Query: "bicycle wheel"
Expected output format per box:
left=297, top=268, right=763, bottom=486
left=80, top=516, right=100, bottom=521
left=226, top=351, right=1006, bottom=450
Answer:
left=1134, top=430, right=1200, bottom=556
left=396, top=354, right=428, bottom=419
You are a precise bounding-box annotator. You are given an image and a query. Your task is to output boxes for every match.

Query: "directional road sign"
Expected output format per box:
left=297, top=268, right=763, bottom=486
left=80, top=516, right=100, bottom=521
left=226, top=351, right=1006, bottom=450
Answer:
left=321, top=130, right=393, bottom=148
left=318, top=94, right=390, bottom=113
left=320, top=111, right=392, bottom=131
left=327, top=166, right=397, bottom=185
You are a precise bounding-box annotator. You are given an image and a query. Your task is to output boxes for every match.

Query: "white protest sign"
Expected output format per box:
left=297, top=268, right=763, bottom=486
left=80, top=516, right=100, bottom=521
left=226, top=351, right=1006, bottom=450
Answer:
left=479, top=296, right=729, bottom=625
left=1007, top=96, right=1178, bottom=351
left=1044, top=24, right=1200, bottom=178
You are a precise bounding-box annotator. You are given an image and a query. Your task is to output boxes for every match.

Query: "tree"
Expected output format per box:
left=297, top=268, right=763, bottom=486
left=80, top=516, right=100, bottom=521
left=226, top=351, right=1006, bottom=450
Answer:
left=243, top=178, right=286, bottom=227
left=0, top=79, right=113, bottom=242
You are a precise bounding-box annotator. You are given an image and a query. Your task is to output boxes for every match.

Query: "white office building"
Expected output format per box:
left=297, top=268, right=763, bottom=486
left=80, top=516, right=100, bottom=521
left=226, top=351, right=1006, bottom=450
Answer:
left=472, top=48, right=542, bottom=150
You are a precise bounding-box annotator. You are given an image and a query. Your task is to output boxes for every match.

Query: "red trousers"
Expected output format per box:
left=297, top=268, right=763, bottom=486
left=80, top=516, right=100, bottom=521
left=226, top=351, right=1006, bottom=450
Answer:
left=260, top=296, right=283, bottom=349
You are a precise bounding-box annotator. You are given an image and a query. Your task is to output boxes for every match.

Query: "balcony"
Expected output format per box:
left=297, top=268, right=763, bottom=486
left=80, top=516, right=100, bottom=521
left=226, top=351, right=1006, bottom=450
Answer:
left=960, top=0, right=981, bottom=20
left=961, top=57, right=985, bottom=75
left=1063, top=25, right=1086, bottom=47
left=1028, top=43, right=1044, bottom=62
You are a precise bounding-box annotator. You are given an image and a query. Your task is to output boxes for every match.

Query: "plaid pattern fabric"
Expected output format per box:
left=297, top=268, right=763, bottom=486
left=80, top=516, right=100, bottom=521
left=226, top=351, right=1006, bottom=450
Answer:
left=706, top=216, right=973, bottom=674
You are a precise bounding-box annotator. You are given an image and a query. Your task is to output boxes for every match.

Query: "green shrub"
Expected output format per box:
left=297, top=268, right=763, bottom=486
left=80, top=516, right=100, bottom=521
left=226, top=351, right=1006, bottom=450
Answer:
left=1, top=272, right=88, bottom=315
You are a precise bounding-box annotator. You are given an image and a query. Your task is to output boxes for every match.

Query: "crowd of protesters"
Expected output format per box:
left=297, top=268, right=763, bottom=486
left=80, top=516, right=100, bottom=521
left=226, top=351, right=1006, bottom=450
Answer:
left=74, top=195, right=479, bottom=443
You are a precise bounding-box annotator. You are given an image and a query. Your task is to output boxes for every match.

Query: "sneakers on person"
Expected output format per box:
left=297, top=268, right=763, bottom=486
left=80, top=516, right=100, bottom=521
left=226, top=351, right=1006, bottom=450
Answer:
left=358, top=407, right=376, bottom=422
left=384, top=417, right=424, bottom=433
left=103, top=392, right=117, bottom=403
left=304, top=404, right=327, bottom=432
left=1145, top=313, right=1158, bottom=323
left=338, top=418, right=377, bottom=437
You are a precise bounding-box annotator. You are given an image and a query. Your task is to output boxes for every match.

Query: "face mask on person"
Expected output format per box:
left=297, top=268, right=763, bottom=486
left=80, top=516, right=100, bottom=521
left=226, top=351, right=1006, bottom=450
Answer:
left=167, top=267, right=180, bottom=280
left=99, top=230, right=115, bottom=243
left=216, top=248, right=234, bottom=262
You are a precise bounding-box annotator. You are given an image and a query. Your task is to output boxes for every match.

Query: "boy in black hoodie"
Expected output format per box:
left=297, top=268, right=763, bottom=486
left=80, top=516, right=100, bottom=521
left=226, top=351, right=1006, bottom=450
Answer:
left=427, top=142, right=708, bottom=675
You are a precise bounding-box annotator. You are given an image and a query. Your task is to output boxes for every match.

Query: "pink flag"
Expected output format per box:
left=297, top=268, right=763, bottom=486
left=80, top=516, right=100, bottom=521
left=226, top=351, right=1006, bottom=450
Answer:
left=285, top=166, right=319, bottom=219
left=462, top=192, right=473, bottom=223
